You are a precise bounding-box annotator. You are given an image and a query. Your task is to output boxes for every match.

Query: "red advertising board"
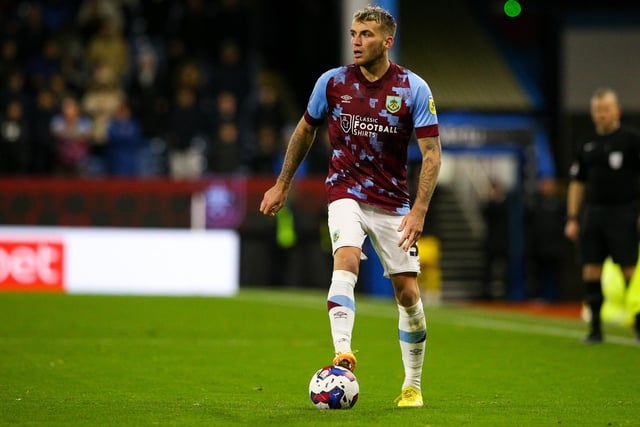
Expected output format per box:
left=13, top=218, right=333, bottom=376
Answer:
left=0, top=240, right=65, bottom=292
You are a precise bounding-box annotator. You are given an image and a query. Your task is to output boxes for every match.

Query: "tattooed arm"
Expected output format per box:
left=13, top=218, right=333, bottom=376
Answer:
left=397, top=135, right=442, bottom=251
left=259, top=117, right=318, bottom=216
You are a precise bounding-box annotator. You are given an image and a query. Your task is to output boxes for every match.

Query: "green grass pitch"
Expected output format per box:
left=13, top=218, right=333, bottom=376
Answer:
left=1, top=288, right=639, bottom=426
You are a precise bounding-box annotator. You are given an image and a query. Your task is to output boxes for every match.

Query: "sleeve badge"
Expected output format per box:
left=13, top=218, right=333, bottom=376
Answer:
left=429, top=95, right=437, bottom=115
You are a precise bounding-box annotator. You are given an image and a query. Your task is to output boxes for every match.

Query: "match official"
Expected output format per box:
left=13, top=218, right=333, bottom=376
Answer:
left=565, top=87, right=640, bottom=343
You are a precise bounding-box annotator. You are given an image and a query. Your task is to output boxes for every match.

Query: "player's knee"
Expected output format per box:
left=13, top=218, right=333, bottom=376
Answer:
left=333, top=247, right=361, bottom=273
left=392, top=277, right=420, bottom=306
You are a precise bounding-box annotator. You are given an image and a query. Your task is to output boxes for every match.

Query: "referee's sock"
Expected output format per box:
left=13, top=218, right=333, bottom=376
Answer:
left=585, top=280, right=603, bottom=334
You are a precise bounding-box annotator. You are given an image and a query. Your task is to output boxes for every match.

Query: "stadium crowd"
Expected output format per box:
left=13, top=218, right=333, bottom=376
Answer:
left=0, top=0, right=331, bottom=178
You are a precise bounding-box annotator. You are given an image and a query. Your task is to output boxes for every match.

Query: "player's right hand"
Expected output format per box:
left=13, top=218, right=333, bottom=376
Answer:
left=259, top=182, right=288, bottom=217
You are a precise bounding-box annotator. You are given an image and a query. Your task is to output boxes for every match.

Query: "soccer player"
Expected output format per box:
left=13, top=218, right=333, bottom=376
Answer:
left=565, top=87, right=640, bottom=343
left=260, top=6, right=441, bottom=407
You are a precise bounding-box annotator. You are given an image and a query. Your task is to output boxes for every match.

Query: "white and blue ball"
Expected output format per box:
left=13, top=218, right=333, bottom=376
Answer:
left=309, top=365, right=359, bottom=409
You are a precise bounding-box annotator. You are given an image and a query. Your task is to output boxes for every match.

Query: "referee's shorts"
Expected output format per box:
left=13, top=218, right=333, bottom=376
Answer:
left=579, top=203, right=639, bottom=266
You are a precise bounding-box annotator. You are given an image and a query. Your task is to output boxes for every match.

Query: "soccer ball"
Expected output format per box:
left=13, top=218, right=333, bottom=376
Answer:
left=308, top=365, right=359, bottom=409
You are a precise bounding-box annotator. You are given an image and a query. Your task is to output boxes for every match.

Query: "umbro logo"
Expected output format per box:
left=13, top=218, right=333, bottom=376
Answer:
left=333, top=311, right=349, bottom=319
left=340, top=94, right=352, bottom=103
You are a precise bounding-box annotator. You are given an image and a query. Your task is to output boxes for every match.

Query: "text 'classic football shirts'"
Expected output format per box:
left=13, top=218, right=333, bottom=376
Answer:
left=304, top=62, right=439, bottom=214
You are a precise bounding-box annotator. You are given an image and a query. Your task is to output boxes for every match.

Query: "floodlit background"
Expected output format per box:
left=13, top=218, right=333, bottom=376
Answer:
left=1, top=0, right=640, bottom=304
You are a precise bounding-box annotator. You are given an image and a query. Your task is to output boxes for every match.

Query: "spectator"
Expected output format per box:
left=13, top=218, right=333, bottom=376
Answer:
left=211, top=90, right=239, bottom=127
left=207, top=120, right=243, bottom=174
left=250, top=71, right=295, bottom=131
left=85, top=18, right=130, bottom=83
left=82, top=64, right=125, bottom=175
left=0, top=99, right=30, bottom=175
left=106, top=98, right=143, bottom=177
left=173, top=59, right=207, bottom=99
left=166, top=87, right=207, bottom=179
left=55, top=25, right=89, bottom=95
left=480, top=180, right=511, bottom=300
left=236, top=72, right=293, bottom=165
left=209, top=89, right=252, bottom=158
left=30, top=88, right=58, bottom=174
left=525, top=178, right=566, bottom=301
left=0, top=69, right=31, bottom=113
left=76, top=0, right=125, bottom=40
left=249, top=124, right=281, bottom=175
left=50, top=95, right=92, bottom=176
left=48, top=71, right=72, bottom=102
left=128, top=46, right=170, bottom=141
left=209, top=39, right=254, bottom=104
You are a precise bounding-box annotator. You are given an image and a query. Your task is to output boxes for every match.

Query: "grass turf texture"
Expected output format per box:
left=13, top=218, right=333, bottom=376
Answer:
left=1, top=288, right=638, bottom=426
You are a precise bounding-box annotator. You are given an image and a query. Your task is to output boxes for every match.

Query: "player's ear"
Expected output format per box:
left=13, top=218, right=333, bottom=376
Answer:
left=384, top=35, right=394, bottom=49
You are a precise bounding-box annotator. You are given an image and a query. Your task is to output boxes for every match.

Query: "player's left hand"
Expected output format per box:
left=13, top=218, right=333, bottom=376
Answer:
left=397, top=210, right=424, bottom=252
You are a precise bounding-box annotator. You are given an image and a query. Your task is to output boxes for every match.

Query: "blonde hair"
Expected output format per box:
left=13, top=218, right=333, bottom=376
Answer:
left=353, top=5, right=397, bottom=38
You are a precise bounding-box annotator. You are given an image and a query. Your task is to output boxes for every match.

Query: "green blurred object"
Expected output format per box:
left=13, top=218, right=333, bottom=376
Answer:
left=276, top=205, right=296, bottom=248
left=504, top=0, right=522, bottom=17
left=601, top=253, right=640, bottom=326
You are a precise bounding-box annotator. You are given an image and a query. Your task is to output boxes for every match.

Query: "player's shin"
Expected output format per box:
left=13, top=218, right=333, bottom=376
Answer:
left=327, top=270, right=357, bottom=354
left=398, top=300, right=427, bottom=390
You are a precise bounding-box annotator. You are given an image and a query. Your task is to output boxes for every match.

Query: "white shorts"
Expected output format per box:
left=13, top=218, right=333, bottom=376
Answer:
left=327, top=198, right=420, bottom=278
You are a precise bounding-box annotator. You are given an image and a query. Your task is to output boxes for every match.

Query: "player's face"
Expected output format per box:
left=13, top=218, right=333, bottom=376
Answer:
left=350, top=20, right=391, bottom=68
left=590, top=93, right=621, bottom=134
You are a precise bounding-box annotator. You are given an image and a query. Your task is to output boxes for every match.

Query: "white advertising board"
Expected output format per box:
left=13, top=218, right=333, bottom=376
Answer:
left=0, top=227, right=239, bottom=296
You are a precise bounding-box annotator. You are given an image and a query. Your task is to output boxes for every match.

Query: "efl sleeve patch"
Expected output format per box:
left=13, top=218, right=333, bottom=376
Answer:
left=428, top=95, right=437, bottom=115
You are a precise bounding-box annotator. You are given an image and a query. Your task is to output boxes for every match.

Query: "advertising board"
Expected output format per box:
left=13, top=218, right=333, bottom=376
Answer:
left=0, top=227, right=239, bottom=296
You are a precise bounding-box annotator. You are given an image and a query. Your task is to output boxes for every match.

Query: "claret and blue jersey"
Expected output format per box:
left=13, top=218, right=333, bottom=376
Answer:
left=303, top=62, right=439, bottom=214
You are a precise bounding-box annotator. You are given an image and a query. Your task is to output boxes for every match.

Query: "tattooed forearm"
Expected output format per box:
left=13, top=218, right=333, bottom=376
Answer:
left=413, top=136, right=442, bottom=213
left=278, top=119, right=317, bottom=187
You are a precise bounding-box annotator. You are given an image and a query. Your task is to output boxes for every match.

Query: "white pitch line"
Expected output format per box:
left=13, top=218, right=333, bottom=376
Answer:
left=442, top=315, right=639, bottom=347
left=240, top=290, right=639, bottom=347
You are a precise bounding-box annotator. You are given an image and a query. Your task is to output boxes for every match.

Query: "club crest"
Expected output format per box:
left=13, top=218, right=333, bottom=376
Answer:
left=386, top=95, right=402, bottom=113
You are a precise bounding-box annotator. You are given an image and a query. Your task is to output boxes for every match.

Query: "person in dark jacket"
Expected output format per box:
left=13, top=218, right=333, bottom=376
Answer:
left=565, top=87, right=640, bottom=343
left=106, top=98, right=143, bottom=177
left=525, top=178, right=566, bottom=302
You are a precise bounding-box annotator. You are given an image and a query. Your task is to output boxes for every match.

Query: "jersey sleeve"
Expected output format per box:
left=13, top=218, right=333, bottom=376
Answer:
left=303, top=68, right=339, bottom=126
left=408, top=71, right=439, bottom=138
left=568, top=145, right=585, bottom=181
